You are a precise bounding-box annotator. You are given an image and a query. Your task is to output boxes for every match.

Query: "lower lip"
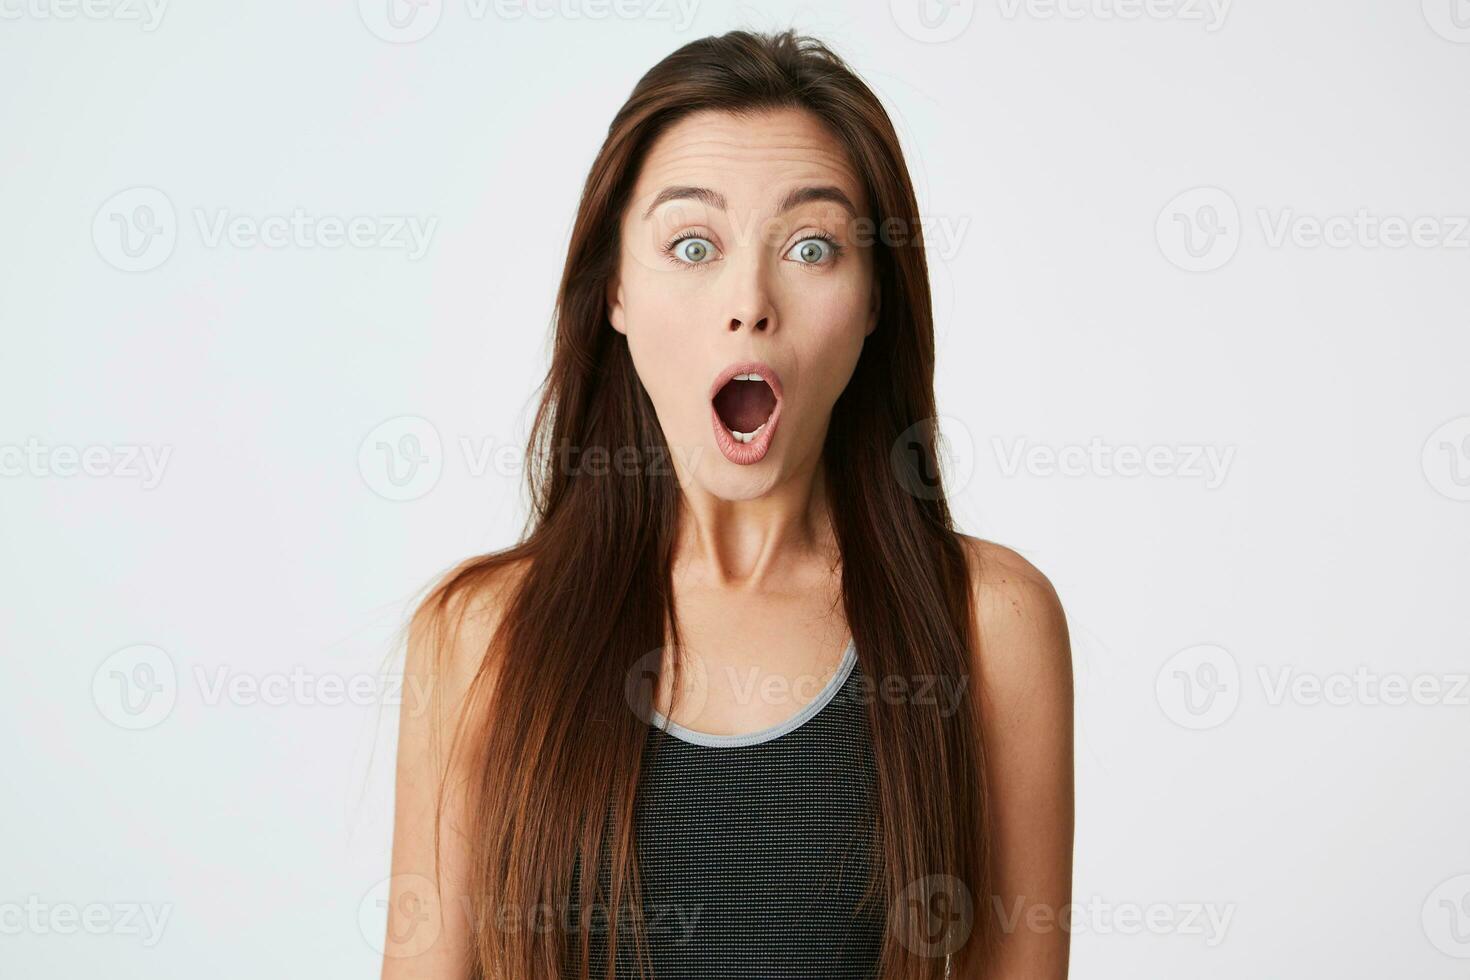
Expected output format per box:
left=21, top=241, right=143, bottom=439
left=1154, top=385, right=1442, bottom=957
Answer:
left=710, top=399, right=782, bottom=465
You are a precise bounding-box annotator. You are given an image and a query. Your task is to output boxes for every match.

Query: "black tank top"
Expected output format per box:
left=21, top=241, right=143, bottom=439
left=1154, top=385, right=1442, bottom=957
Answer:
left=573, top=639, right=884, bottom=977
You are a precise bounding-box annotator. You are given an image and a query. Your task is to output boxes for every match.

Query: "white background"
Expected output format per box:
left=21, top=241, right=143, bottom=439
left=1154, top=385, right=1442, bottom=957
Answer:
left=2, top=0, right=1468, bottom=976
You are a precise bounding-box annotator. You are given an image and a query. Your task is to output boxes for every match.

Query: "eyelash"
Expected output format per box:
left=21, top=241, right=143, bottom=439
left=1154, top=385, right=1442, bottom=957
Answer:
left=659, top=230, right=845, bottom=269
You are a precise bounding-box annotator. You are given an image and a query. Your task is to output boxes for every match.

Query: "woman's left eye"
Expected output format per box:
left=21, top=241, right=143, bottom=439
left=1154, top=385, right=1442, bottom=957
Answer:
left=668, top=236, right=716, bottom=264
left=786, top=236, right=839, bottom=265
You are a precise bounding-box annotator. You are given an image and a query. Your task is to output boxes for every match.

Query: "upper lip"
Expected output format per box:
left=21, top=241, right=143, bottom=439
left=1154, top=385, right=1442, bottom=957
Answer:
left=708, top=360, right=784, bottom=401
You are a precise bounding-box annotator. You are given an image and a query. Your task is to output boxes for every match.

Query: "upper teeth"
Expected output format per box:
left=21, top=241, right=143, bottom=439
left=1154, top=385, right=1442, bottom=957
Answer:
left=732, top=373, right=765, bottom=382
left=728, top=421, right=767, bottom=444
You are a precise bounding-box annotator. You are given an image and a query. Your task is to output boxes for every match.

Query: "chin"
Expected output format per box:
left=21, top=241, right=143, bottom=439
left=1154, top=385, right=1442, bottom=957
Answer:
left=690, top=454, right=786, bottom=502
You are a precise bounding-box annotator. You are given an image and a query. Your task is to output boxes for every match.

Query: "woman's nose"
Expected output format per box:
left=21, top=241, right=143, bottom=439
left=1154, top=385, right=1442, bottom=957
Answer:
left=728, top=310, right=772, bottom=332
left=725, top=254, right=776, bottom=334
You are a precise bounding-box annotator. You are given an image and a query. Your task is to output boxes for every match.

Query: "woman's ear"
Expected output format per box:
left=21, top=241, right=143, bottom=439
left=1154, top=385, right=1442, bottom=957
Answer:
left=606, top=275, right=627, bottom=335
left=864, top=276, right=880, bottom=337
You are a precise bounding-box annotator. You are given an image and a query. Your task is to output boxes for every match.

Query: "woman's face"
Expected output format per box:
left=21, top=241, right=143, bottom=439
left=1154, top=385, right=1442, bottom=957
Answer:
left=607, top=107, right=879, bottom=502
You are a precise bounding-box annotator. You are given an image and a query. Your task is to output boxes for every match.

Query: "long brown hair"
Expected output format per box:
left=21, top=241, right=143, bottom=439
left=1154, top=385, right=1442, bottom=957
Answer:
left=417, top=29, right=991, bottom=979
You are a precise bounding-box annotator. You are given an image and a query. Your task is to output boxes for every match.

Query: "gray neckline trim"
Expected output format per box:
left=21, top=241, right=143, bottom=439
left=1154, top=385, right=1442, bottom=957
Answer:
left=649, top=638, right=858, bottom=748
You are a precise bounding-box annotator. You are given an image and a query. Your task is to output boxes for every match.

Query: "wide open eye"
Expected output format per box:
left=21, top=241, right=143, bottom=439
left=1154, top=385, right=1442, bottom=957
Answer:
left=665, top=235, right=718, bottom=266
left=786, top=235, right=840, bottom=265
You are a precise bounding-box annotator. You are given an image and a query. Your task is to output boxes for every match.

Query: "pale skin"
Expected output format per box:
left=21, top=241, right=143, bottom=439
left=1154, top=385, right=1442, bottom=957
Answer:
left=382, top=108, right=1073, bottom=978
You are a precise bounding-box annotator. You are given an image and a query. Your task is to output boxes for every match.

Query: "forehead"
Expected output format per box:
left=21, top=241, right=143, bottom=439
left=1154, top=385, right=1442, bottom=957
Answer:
left=631, top=107, right=867, bottom=216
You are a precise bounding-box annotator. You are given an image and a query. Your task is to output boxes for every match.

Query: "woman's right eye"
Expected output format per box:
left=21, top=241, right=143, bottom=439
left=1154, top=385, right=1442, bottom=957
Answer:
left=666, top=236, right=717, bottom=265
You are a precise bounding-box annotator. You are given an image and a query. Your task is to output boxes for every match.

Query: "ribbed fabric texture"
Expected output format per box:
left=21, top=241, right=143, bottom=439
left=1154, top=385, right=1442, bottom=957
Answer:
left=570, top=655, right=885, bottom=978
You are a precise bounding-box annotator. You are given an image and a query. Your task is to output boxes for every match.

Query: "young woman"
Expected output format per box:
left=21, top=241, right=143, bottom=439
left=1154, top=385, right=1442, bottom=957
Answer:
left=382, top=30, right=1073, bottom=980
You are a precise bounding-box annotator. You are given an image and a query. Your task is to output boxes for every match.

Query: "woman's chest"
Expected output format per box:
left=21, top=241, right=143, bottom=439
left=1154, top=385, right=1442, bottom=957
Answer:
left=657, top=578, right=851, bottom=737
left=578, top=669, right=887, bottom=978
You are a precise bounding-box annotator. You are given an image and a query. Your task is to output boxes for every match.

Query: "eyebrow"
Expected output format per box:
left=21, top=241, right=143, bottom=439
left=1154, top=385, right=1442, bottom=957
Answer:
left=641, top=184, right=860, bottom=220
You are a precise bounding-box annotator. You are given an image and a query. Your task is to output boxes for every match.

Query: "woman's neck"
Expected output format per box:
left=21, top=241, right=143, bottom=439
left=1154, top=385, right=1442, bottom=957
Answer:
left=672, top=458, right=839, bottom=590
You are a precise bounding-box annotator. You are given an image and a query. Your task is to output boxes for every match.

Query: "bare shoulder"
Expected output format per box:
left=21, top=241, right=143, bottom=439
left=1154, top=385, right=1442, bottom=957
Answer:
left=954, top=540, right=1074, bottom=974
left=405, top=553, right=532, bottom=711
left=956, top=535, right=1072, bottom=695
left=383, top=554, right=531, bottom=975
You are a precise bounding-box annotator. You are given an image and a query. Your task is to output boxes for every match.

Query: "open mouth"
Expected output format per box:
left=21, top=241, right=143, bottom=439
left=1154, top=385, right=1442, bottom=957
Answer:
left=713, top=373, right=777, bottom=443
left=708, top=363, right=783, bottom=465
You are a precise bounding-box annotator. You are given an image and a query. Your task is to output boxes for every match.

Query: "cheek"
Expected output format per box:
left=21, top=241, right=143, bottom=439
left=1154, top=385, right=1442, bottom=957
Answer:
left=785, top=277, right=871, bottom=405
left=620, top=281, right=705, bottom=425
